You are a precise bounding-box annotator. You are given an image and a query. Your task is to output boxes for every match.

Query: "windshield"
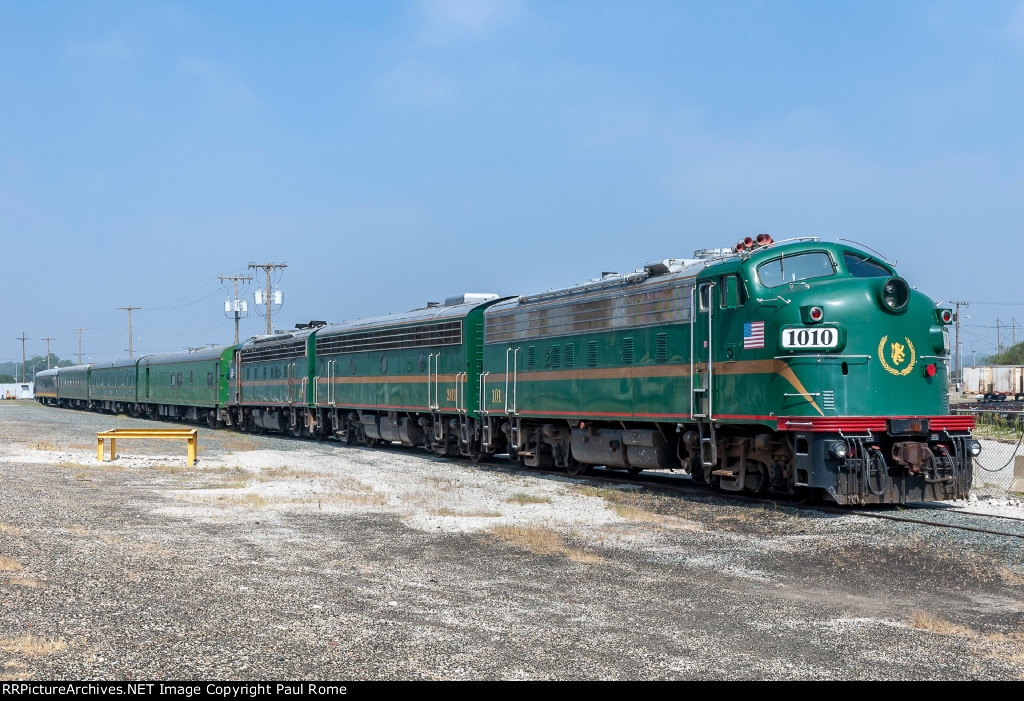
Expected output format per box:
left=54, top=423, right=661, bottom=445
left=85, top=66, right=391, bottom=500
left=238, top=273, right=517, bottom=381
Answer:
left=843, top=251, right=892, bottom=278
left=757, top=251, right=836, bottom=288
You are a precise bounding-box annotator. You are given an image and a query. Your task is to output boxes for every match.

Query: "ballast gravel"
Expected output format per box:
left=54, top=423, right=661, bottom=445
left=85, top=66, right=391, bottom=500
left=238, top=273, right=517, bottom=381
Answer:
left=0, top=401, right=1022, bottom=680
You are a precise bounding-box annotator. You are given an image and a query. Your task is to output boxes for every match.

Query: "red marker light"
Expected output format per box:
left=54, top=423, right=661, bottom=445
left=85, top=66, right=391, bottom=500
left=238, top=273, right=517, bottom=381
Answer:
left=925, top=364, right=937, bottom=377
left=940, top=310, right=952, bottom=324
left=809, top=306, right=824, bottom=322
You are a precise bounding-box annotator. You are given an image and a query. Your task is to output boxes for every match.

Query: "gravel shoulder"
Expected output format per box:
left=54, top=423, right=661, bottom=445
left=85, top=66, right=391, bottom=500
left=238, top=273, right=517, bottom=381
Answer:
left=1, top=402, right=1022, bottom=680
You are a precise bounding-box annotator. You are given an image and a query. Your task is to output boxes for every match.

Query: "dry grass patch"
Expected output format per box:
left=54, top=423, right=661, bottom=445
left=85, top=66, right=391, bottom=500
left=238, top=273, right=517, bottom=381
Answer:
left=137, top=544, right=172, bottom=556
left=228, top=494, right=269, bottom=508
left=0, top=634, right=66, bottom=657
left=421, top=476, right=460, bottom=491
left=488, top=525, right=604, bottom=563
left=210, top=437, right=261, bottom=452
left=8, top=577, right=42, bottom=589
left=258, top=466, right=325, bottom=482
left=912, top=612, right=1024, bottom=666
left=578, top=485, right=632, bottom=502
left=912, top=611, right=977, bottom=637
left=151, top=464, right=194, bottom=475
left=324, top=492, right=389, bottom=507
left=218, top=479, right=253, bottom=489
left=611, top=503, right=677, bottom=526
left=504, top=493, right=552, bottom=506
left=832, top=542, right=1020, bottom=585
left=27, top=441, right=57, bottom=451
left=335, top=476, right=374, bottom=492
left=995, top=566, right=1024, bottom=586
left=0, top=523, right=21, bottom=536
left=430, top=507, right=503, bottom=517
left=65, top=526, right=89, bottom=536
left=0, top=557, right=22, bottom=572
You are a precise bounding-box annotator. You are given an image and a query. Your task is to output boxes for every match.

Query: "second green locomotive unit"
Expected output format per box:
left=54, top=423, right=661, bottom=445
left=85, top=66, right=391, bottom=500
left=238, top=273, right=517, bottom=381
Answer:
left=36, top=237, right=977, bottom=505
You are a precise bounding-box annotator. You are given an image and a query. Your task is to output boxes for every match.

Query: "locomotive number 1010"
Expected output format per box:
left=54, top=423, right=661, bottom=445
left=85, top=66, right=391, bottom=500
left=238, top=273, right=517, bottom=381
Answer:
left=780, top=327, right=840, bottom=349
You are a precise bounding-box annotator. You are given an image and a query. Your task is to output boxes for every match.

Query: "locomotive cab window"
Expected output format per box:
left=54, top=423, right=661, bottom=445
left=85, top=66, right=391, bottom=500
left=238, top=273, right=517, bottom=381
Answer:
left=697, top=282, right=714, bottom=312
left=843, top=251, right=892, bottom=278
left=757, top=251, right=835, bottom=288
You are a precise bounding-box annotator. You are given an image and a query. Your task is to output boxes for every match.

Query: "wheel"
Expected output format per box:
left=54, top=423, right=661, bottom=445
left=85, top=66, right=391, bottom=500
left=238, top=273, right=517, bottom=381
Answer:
left=565, top=460, right=591, bottom=477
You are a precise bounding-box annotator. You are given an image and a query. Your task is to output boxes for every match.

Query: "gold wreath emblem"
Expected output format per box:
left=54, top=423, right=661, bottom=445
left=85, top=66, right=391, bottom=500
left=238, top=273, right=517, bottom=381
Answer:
left=877, top=335, right=916, bottom=376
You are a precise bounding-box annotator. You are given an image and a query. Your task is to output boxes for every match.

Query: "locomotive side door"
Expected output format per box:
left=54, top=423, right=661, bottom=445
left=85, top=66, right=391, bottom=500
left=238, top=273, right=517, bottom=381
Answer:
left=691, top=281, right=715, bottom=419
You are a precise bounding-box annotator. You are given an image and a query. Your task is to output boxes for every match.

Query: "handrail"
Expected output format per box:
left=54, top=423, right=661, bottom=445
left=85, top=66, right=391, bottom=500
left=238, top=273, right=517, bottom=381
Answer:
left=329, top=360, right=335, bottom=406
left=426, top=353, right=432, bottom=409
left=775, top=354, right=871, bottom=360
left=504, top=347, right=512, bottom=414
left=512, top=347, right=520, bottom=415
left=707, top=283, right=715, bottom=420
left=689, top=286, right=695, bottom=420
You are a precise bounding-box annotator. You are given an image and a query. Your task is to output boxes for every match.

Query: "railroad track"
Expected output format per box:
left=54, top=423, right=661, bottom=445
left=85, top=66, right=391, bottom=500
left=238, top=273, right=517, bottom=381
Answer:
left=470, top=459, right=1024, bottom=541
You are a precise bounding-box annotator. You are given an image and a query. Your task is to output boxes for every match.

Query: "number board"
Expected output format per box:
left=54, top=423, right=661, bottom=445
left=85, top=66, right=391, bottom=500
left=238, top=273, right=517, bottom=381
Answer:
left=780, top=326, right=840, bottom=350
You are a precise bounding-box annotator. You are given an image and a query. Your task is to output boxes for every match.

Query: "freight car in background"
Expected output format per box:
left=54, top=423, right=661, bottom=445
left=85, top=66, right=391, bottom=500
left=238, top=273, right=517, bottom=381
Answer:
left=962, top=365, right=1024, bottom=401
left=35, top=236, right=979, bottom=506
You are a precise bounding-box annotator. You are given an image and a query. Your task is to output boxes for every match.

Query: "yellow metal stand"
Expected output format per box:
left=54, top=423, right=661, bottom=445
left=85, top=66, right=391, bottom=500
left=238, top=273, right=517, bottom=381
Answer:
left=97, top=428, right=198, bottom=466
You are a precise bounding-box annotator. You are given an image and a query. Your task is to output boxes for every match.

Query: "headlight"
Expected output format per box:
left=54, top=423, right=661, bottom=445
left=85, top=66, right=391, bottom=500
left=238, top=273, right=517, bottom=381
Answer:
left=880, top=276, right=910, bottom=313
left=968, top=440, right=982, bottom=457
left=829, top=441, right=848, bottom=459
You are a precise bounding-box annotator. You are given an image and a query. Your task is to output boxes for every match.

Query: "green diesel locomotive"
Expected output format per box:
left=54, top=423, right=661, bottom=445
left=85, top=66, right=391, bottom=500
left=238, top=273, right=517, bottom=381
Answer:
left=36, top=237, right=976, bottom=505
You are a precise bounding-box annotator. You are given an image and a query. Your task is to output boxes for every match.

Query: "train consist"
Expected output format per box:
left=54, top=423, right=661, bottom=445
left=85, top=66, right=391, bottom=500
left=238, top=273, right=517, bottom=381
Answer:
left=36, top=237, right=978, bottom=505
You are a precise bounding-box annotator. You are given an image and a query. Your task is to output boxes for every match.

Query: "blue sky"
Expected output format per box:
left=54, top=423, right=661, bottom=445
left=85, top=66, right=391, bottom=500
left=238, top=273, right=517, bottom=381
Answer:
left=2, top=0, right=1023, bottom=366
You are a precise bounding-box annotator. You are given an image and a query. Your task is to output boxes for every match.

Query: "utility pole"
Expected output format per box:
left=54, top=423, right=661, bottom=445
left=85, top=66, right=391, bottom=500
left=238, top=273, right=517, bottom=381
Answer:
left=997, top=318, right=1002, bottom=354
left=71, top=328, right=88, bottom=364
left=41, top=337, right=55, bottom=369
left=248, top=262, right=287, bottom=335
left=118, top=307, right=141, bottom=358
left=16, top=332, right=29, bottom=382
left=951, top=301, right=969, bottom=385
left=219, top=274, right=253, bottom=344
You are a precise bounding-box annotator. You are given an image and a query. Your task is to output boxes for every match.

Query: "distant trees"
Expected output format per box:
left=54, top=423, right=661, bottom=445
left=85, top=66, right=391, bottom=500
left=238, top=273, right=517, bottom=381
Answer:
left=0, top=374, right=15, bottom=383
left=984, top=342, right=1024, bottom=366
left=0, top=354, right=74, bottom=381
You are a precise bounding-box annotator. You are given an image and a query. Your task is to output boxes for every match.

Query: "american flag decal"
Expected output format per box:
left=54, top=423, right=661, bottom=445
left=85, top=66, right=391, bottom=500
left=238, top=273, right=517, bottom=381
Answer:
left=743, top=321, right=765, bottom=349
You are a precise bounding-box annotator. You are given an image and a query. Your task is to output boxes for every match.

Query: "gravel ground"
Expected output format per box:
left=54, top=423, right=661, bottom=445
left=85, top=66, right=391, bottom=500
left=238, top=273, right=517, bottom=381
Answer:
left=1, top=401, right=1022, bottom=680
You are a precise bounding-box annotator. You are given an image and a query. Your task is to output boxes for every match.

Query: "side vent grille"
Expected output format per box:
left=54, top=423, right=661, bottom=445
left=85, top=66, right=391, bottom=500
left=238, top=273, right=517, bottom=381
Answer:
left=564, top=343, right=576, bottom=368
left=622, top=337, right=635, bottom=365
left=527, top=346, right=536, bottom=370
left=550, top=345, right=561, bottom=368
left=655, top=333, right=668, bottom=363
left=587, top=341, right=599, bottom=368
